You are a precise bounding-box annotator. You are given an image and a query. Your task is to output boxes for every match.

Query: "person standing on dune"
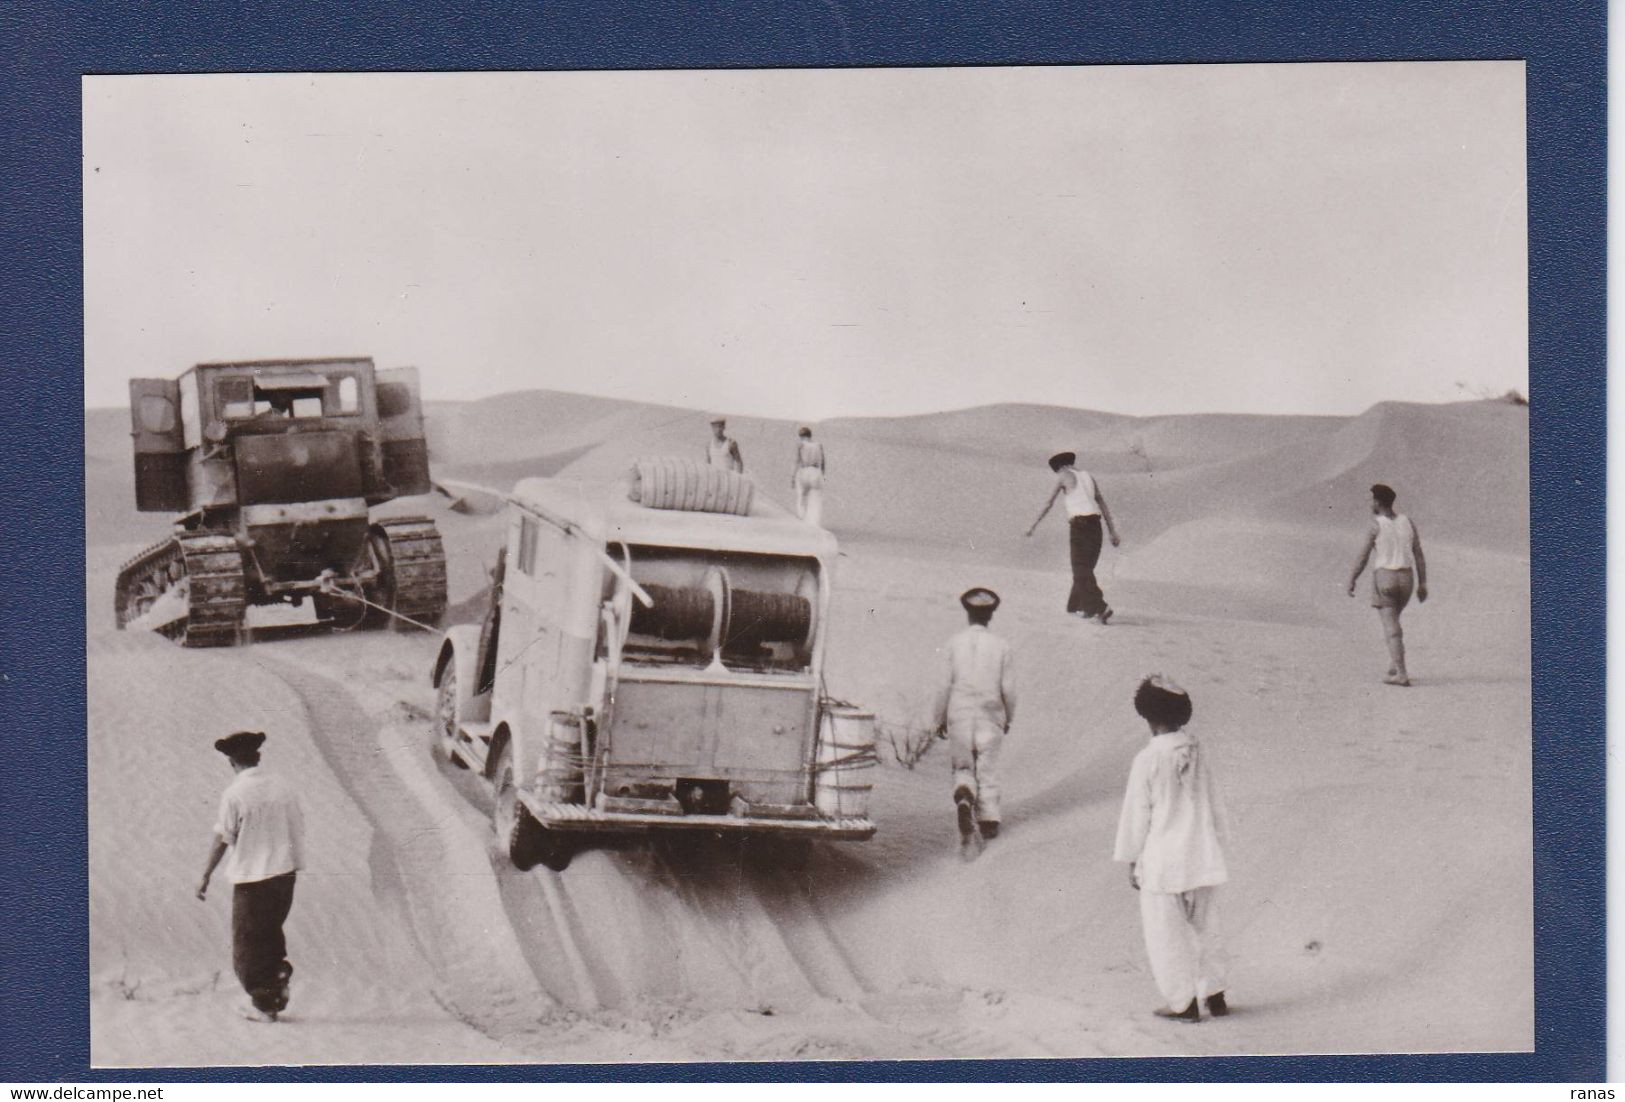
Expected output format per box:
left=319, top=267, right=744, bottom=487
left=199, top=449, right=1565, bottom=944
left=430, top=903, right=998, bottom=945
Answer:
left=705, top=416, right=745, bottom=473
left=792, top=426, right=826, bottom=525
left=196, top=731, right=305, bottom=1023
left=931, top=587, right=1017, bottom=856
left=1346, top=482, right=1429, bottom=686
left=1114, top=676, right=1231, bottom=1023
left=1025, top=451, right=1121, bottom=623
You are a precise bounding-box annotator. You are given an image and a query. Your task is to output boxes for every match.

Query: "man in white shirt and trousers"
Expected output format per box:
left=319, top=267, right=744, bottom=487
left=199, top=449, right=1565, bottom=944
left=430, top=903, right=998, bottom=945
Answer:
left=197, top=731, right=306, bottom=1023
left=1114, top=676, right=1231, bottom=1022
left=932, top=587, right=1017, bottom=855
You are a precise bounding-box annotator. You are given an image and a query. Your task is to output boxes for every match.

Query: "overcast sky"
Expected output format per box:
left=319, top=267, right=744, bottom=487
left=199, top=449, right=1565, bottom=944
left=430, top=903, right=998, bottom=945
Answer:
left=83, top=62, right=1526, bottom=419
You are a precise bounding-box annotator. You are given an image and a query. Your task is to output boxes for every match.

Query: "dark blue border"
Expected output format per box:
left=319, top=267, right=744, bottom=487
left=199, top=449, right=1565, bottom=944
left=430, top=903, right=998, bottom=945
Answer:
left=0, top=1, right=1603, bottom=1083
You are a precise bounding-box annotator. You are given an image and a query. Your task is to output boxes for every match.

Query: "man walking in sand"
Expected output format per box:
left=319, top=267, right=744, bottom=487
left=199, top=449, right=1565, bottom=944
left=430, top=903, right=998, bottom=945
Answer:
left=792, top=425, right=826, bottom=525
left=1114, top=676, right=1231, bottom=1023
left=1346, top=482, right=1429, bottom=686
left=1025, top=451, right=1121, bottom=623
left=705, top=416, right=745, bottom=473
left=196, top=731, right=305, bottom=1023
left=931, top=587, right=1017, bottom=856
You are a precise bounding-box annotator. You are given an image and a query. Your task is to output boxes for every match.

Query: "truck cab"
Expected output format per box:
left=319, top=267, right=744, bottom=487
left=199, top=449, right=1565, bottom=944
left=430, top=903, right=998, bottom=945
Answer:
left=431, top=466, right=876, bottom=871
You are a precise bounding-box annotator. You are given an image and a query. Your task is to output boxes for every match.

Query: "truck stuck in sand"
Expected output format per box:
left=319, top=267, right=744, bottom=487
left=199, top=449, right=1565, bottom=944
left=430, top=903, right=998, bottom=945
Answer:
left=430, top=458, right=877, bottom=871
left=117, top=358, right=447, bottom=645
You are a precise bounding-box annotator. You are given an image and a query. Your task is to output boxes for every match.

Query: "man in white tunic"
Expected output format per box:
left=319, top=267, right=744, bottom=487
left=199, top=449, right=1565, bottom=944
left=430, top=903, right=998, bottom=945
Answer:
left=1346, top=482, right=1429, bottom=686
left=932, top=587, right=1017, bottom=852
left=197, top=731, right=306, bottom=1023
left=1113, top=676, right=1230, bottom=1022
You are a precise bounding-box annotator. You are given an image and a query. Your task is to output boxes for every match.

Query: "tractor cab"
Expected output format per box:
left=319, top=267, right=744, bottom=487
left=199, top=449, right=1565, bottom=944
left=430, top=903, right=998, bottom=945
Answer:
left=117, top=357, right=447, bottom=646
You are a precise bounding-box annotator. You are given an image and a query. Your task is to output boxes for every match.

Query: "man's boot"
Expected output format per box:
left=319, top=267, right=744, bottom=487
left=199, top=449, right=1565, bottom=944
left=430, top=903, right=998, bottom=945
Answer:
left=1153, top=998, right=1201, bottom=1023
left=954, top=786, right=976, bottom=841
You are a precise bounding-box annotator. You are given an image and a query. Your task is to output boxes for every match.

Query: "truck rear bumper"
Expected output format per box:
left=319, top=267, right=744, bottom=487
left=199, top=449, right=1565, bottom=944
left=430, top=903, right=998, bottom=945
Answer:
left=518, top=795, right=875, bottom=840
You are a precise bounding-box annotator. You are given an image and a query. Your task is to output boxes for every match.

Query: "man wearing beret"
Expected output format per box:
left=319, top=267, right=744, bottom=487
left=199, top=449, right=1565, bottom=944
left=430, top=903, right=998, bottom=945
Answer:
left=1025, top=451, right=1121, bottom=623
left=931, top=587, right=1018, bottom=855
left=196, top=731, right=305, bottom=1023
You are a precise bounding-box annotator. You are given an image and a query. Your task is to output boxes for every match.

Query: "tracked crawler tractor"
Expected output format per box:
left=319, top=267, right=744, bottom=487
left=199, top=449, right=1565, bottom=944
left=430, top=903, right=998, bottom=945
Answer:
left=431, top=459, right=877, bottom=872
left=116, top=358, right=447, bottom=646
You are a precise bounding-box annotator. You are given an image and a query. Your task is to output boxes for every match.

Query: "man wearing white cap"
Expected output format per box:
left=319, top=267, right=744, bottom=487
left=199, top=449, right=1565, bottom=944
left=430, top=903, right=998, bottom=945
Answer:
left=932, top=587, right=1017, bottom=853
left=196, top=730, right=305, bottom=1023
left=705, top=416, right=745, bottom=473
left=1113, top=676, right=1232, bottom=1023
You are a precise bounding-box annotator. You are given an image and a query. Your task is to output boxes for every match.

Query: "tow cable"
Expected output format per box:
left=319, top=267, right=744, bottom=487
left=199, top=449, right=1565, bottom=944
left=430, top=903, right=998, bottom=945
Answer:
left=315, top=570, right=440, bottom=634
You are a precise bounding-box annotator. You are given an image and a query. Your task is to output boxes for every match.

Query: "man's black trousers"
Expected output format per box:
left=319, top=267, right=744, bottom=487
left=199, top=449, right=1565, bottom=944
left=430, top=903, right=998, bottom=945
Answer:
left=1067, top=515, right=1108, bottom=617
left=233, top=872, right=295, bottom=1013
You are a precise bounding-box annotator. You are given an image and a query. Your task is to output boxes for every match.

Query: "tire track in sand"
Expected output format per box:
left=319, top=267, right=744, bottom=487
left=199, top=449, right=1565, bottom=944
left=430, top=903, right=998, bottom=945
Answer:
left=251, top=656, right=557, bottom=1047
left=257, top=650, right=1117, bottom=1061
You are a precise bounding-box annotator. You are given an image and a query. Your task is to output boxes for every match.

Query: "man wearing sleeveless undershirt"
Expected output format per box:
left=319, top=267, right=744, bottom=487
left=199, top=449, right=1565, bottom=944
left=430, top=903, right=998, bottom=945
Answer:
left=1025, top=451, right=1121, bottom=624
left=705, top=416, right=745, bottom=473
left=1346, top=482, right=1429, bottom=686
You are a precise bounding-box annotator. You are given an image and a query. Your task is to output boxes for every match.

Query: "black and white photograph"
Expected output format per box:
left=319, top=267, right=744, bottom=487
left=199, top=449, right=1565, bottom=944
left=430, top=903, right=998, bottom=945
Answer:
left=83, top=62, right=1532, bottom=1066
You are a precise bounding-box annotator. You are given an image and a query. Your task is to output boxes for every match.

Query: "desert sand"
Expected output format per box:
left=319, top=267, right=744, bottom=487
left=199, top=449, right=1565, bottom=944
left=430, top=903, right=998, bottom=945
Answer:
left=84, top=392, right=1532, bottom=1066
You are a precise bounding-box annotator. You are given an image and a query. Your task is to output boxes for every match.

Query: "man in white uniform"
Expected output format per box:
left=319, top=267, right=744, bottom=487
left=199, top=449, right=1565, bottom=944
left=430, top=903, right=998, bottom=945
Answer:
left=197, top=731, right=306, bottom=1022
left=932, top=587, right=1017, bottom=853
left=705, top=416, right=745, bottom=473
left=1346, top=482, right=1429, bottom=686
left=1113, top=676, right=1231, bottom=1023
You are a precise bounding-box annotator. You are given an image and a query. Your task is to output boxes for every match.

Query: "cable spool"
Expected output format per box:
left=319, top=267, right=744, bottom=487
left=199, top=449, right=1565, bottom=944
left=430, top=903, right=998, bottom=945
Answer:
left=629, top=582, right=716, bottom=641
left=623, top=566, right=812, bottom=662
left=627, top=457, right=755, bottom=516
left=724, top=588, right=813, bottom=651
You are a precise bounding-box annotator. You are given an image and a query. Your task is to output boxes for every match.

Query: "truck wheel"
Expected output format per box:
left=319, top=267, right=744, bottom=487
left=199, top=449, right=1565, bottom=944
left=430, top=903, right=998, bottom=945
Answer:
left=491, top=742, right=545, bottom=870
left=433, top=665, right=469, bottom=769
left=533, top=832, right=576, bottom=872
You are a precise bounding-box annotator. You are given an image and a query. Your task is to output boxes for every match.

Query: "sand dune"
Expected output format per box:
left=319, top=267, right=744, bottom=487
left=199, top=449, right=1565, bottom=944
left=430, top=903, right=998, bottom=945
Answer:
left=85, top=390, right=1530, bottom=1065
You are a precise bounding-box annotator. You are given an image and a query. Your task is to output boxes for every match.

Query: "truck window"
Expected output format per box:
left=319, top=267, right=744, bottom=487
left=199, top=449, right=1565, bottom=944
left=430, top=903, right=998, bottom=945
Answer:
left=241, top=388, right=325, bottom=419
left=219, top=377, right=256, bottom=420
left=334, top=375, right=360, bottom=414
left=221, top=377, right=327, bottom=421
